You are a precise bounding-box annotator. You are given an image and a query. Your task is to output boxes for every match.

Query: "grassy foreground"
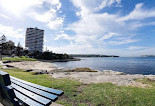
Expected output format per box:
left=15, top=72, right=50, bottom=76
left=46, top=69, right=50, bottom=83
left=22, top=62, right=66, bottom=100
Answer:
left=1, top=68, right=155, bottom=106
left=2, top=56, right=37, bottom=62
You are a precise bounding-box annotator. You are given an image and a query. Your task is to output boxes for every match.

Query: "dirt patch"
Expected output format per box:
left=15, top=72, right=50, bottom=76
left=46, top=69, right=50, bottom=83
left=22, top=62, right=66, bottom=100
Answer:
left=148, top=78, right=155, bottom=82
left=77, top=84, right=88, bottom=93
left=127, top=81, right=152, bottom=88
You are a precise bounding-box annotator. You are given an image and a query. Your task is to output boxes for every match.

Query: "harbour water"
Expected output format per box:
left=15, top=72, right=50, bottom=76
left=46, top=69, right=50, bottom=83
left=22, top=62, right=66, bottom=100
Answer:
left=53, top=57, right=155, bottom=75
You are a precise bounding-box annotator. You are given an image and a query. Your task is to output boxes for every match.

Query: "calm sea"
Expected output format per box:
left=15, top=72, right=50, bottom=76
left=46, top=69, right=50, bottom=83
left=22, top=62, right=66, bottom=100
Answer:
left=53, top=57, right=155, bottom=75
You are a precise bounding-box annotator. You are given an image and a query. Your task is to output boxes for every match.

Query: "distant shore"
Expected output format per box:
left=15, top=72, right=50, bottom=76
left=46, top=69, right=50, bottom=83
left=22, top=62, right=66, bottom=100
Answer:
left=2, top=60, right=155, bottom=88
left=69, top=54, right=119, bottom=57
left=42, top=58, right=81, bottom=62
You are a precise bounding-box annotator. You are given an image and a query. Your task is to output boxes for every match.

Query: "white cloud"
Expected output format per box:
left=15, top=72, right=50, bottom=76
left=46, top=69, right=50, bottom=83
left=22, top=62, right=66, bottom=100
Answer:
left=0, top=14, right=11, bottom=19
left=0, top=24, right=24, bottom=39
left=71, top=0, right=121, bottom=16
left=0, top=0, right=62, bottom=16
left=95, top=0, right=121, bottom=11
left=62, top=1, right=155, bottom=53
left=30, top=7, right=64, bottom=30
left=47, top=43, right=95, bottom=54
left=0, top=0, right=63, bottom=30
left=67, top=11, right=138, bottom=47
left=29, top=0, right=64, bottom=30
left=47, top=1, right=155, bottom=55
left=31, top=9, right=56, bottom=23
left=127, top=46, right=149, bottom=50
left=118, top=3, right=155, bottom=21
left=100, top=33, right=118, bottom=40
left=55, top=33, right=74, bottom=40
left=47, top=17, right=64, bottom=30
left=0, top=0, right=42, bottom=17
left=108, top=38, right=139, bottom=45
left=125, top=46, right=155, bottom=56
left=67, top=1, right=135, bottom=48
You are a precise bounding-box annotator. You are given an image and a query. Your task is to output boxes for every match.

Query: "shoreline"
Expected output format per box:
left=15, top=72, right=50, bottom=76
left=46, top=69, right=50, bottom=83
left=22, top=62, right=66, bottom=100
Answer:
left=1, top=61, right=155, bottom=105
left=1, top=60, right=155, bottom=88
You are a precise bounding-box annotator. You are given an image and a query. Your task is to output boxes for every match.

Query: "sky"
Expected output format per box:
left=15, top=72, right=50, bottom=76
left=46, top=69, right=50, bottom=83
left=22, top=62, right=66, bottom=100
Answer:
left=0, top=0, right=155, bottom=56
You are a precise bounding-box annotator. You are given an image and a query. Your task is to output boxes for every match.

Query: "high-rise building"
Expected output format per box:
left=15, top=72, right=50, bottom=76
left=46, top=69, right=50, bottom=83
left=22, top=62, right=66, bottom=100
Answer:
left=25, top=27, right=44, bottom=52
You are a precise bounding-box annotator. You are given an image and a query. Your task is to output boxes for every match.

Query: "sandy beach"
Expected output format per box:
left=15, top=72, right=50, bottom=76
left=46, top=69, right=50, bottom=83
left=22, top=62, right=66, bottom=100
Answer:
left=3, top=61, right=155, bottom=88
left=4, top=61, right=63, bottom=73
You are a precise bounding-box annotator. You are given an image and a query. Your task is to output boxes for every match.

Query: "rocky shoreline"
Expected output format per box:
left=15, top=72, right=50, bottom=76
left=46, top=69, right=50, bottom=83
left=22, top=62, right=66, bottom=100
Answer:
left=1, top=61, right=155, bottom=88
left=51, top=71, right=155, bottom=88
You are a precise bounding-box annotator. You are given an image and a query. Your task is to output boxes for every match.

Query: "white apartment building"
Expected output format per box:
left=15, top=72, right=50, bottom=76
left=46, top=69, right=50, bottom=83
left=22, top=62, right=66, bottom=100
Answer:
left=25, top=27, right=44, bottom=52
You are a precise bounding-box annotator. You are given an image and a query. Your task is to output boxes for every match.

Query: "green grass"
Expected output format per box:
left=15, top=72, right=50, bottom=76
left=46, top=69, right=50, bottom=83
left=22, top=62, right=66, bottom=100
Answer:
left=74, top=83, right=155, bottom=106
left=1, top=68, right=82, bottom=104
left=70, top=68, right=97, bottom=72
left=1, top=68, right=155, bottom=106
left=2, top=56, right=37, bottom=62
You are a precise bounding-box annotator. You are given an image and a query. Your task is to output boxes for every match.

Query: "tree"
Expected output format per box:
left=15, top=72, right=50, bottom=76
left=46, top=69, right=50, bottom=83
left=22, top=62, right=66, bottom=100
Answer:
left=3, top=41, right=14, bottom=49
left=0, top=35, right=7, bottom=59
left=16, top=42, right=24, bottom=56
left=17, top=42, right=21, bottom=47
left=0, top=35, right=6, bottom=43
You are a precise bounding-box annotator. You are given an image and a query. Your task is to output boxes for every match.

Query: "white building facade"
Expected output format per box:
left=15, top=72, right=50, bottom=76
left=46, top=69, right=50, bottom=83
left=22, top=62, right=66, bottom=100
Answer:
left=25, top=27, right=44, bottom=52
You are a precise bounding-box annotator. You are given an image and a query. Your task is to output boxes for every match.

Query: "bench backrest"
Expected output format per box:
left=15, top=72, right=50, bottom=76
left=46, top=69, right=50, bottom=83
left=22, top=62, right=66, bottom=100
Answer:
left=0, top=70, right=19, bottom=106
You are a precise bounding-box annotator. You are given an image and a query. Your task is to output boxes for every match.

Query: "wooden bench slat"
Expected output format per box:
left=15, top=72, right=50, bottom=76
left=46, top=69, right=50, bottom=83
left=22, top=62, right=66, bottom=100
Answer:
left=14, top=90, right=44, bottom=106
left=11, top=78, right=58, bottom=101
left=11, top=76, right=64, bottom=96
left=11, top=83, right=51, bottom=106
left=0, top=71, right=11, bottom=86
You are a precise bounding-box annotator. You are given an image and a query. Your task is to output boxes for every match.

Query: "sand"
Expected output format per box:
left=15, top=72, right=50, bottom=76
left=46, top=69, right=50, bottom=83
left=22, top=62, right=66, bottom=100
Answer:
left=5, top=61, right=59, bottom=72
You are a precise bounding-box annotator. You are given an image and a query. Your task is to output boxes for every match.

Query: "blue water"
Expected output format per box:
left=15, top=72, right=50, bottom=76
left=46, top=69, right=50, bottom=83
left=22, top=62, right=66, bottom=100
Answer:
left=53, top=57, right=155, bottom=75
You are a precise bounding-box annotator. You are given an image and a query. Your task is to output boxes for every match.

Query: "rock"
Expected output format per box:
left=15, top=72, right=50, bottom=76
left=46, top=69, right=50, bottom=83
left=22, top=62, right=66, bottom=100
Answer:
left=5, top=65, right=15, bottom=68
left=3, top=60, right=12, bottom=63
left=42, top=70, right=49, bottom=74
left=33, top=70, right=49, bottom=75
left=145, top=75, right=155, bottom=81
left=65, top=72, right=71, bottom=75
left=103, top=70, right=126, bottom=75
left=25, top=69, right=34, bottom=72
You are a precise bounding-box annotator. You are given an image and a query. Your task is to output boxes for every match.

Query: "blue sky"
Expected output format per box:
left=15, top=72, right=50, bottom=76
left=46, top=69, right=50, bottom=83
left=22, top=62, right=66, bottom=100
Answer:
left=0, top=0, right=155, bottom=56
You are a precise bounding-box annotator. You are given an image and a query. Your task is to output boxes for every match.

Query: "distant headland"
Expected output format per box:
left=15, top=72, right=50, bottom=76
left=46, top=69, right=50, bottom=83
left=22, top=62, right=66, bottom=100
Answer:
left=69, top=54, right=119, bottom=57
left=141, top=55, right=155, bottom=57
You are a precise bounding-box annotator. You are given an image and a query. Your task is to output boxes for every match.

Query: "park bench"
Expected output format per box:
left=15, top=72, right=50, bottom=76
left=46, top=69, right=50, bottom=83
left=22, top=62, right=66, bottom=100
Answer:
left=0, top=70, right=63, bottom=106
